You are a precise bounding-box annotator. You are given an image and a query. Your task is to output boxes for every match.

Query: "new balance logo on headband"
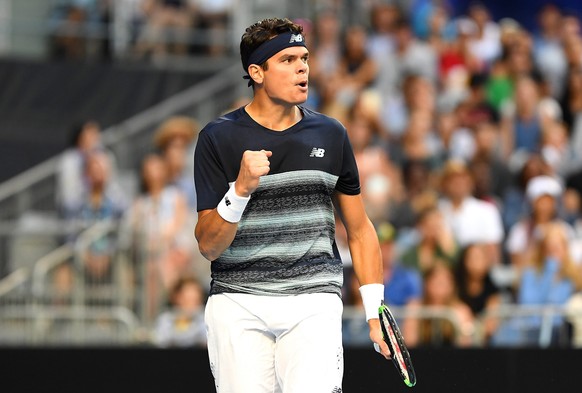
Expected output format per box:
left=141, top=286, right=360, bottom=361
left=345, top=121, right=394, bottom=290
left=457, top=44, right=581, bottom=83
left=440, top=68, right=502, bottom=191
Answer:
left=289, top=34, right=304, bottom=43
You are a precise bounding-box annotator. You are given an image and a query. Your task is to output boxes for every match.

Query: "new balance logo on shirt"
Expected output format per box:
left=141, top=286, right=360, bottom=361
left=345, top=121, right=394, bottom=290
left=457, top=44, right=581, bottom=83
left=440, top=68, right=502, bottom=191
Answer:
left=309, top=148, right=325, bottom=158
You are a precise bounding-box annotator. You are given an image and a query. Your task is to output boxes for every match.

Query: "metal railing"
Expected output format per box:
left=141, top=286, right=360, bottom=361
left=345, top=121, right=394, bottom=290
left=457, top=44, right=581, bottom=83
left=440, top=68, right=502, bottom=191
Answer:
left=0, top=219, right=147, bottom=346
left=342, top=303, right=582, bottom=349
left=3, top=264, right=582, bottom=348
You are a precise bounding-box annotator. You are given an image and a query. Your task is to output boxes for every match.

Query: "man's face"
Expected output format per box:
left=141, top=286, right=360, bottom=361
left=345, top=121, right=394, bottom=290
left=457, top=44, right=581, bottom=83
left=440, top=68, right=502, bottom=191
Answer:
left=262, top=46, right=309, bottom=105
left=444, top=172, right=472, bottom=200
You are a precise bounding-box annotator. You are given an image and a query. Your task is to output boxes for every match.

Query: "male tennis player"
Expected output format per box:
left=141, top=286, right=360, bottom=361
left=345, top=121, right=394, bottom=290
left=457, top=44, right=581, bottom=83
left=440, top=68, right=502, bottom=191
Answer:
left=194, top=17, right=390, bottom=393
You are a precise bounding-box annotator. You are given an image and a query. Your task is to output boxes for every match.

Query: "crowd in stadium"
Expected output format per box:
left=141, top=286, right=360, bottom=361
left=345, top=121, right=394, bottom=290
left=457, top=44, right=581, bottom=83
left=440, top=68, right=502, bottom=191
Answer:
left=48, top=0, right=234, bottom=60
left=51, top=1, right=582, bottom=348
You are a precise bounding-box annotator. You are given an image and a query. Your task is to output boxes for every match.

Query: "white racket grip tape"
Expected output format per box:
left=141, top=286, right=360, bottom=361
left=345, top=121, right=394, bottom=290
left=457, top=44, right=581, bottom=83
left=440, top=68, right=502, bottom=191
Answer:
left=216, top=183, right=251, bottom=223
left=359, top=283, right=384, bottom=321
left=374, top=343, right=381, bottom=353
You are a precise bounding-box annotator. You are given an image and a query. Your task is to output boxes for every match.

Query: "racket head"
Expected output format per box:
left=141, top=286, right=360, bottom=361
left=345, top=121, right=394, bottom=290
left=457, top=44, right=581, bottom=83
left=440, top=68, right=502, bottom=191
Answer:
left=379, top=301, right=417, bottom=387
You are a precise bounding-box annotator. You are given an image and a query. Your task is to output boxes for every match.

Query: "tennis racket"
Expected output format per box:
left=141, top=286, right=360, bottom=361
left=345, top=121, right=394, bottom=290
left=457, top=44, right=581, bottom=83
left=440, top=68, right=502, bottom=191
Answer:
left=379, top=300, right=417, bottom=387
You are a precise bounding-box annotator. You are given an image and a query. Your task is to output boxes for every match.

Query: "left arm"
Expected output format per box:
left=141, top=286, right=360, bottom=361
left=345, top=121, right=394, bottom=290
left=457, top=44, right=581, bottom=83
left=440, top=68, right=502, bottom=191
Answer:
left=333, top=192, right=390, bottom=359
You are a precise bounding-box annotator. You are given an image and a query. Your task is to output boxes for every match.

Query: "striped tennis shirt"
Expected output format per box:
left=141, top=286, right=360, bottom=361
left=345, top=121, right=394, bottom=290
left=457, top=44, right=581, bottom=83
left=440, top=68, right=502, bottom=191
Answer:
left=194, top=106, right=360, bottom=297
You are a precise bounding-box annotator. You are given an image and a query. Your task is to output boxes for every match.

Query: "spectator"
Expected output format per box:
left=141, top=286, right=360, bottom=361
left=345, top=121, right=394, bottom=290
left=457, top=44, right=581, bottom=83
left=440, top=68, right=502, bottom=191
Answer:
left=455, top=243, right=502, bottom=343
left=454, top=17, right=487, bottom=75
left=402, top=261, right=475, bottom=347
left=502, top=153, right=551, bottom=232
left=469, top=156, right=501, bottom=209
left=56, top=120, right=117, bottom=217
left=385, top=74, right=438, bottom=141
left=484, top=57, right=514, bottom=113
left=459, top=73, right=500, bottom=130
left=425, top=2, right=457, bottom=56
left=435, top=13, right=481, bottom=82
left=466, top=2, right=501, bottom=69
left=559, top=68, right=582, bottom=175
left=470, top=120, right=513, bottom=201
left=503, top=28, right=537, bottom=81
left=540, top=120, right=582, bottom=177
left=189, top=0, right=234, bottom=56
left=435, top=110, right=473, bottom=162
left=308, top=9, right=342, bottom=112
left=67, top=151, right=128, bottom=280
left=64, top=150, right=127, bottom=224
left=533, top=3, right=567, bottom=99
left=500, top=73, right=562, bottom=160
left=561, top=13, right=582, bottom=50
left=494, top=222, right=582, bottom=346
left=367, top=2, right=400, bottom=64
left=153, top=275, right=206, bottom=347
left=566, top=291, right=582, bottom=348
left=120, top=154, right=194, bottom=323
left=134, top=0, right=195, bottom=60
left=505, top=175, right=573, bottom=268
left=438, top=159, right=504, bottom=265
left=153, top=115, right=211, bottom=291
left=348, top=105, right=402, bottom=227
left=357, top=146, right=398, bottom=227
left=400, top=206, right=458, bottom=274
left=562, top=187, right=582, bottom=264
left=378, top=222, right=422, bottom=308
left=375, top=17, right=437, bottom=137
left=56, top=150, right=128, bottom=302
left=342, top=222, right=422, bottom=346
left=49, top=0, right=112, bottom=60
left=400, top=109, right=443, bottom=170
left=323, top=25, right=377, bottom=116
left=389, top=159, right=439, bottom=230
left=153, top=115, right=199, bottom=209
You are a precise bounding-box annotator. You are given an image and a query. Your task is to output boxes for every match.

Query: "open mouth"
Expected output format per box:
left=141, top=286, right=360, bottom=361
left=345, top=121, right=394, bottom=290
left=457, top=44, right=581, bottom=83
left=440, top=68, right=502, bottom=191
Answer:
left=297, top=81, right=308, bottom=88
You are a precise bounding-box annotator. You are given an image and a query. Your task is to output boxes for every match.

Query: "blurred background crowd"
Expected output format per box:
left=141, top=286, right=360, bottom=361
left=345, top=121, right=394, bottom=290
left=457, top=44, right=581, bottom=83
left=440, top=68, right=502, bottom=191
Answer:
left=1, top=0, right=582, bottom=350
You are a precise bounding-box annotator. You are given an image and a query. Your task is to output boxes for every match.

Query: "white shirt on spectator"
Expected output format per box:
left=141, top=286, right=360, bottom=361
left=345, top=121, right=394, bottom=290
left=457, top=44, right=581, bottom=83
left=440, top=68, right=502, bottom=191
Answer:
left=438, top=196, right=504, bottom=247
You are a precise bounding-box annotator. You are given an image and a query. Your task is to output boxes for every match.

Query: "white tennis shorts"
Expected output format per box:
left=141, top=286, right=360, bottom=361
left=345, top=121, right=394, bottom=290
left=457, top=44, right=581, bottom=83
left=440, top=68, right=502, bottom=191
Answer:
left=205, top=292, right=344, bottom=393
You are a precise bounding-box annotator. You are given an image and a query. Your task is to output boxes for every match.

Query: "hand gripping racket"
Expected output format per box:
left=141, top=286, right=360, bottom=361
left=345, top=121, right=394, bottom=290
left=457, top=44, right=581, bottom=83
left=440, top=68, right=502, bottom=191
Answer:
left=379, top=300, right=417, bottom=387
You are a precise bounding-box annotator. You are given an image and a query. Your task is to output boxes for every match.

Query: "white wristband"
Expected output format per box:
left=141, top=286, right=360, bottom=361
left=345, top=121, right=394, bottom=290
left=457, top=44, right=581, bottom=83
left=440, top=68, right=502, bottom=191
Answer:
left=359, top=283, right=384, bottom=321
left=216, top=183, right=251, bottom=223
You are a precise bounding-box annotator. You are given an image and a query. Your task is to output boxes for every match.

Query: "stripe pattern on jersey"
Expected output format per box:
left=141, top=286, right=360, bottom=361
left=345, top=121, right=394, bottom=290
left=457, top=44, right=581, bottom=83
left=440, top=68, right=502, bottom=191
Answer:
left=210, top=170, right=343, bottom=296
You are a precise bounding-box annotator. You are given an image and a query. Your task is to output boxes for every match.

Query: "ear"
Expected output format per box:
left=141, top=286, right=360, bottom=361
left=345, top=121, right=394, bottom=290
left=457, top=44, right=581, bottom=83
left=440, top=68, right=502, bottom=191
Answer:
left=248, top=64, right=264, bottom=85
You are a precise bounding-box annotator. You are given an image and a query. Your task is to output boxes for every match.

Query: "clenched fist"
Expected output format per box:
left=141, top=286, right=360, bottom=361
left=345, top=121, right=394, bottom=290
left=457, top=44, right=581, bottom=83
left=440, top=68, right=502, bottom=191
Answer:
left=234, top=150, right=272, bottom=197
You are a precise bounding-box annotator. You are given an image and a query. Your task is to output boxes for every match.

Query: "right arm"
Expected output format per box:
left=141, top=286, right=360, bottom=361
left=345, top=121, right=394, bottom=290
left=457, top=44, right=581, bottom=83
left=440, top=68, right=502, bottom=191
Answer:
left=195, top=209, right=239, bottom=261
left=195, top=149, right=272, bottom=261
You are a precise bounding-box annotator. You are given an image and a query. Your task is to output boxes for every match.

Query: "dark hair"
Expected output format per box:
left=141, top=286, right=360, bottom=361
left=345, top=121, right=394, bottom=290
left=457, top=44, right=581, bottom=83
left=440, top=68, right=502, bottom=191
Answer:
left=240, top=18, right=303, bottom=86
left=68, top=120, right=99, bottom=148
left=169, top=275, right=205, bottom=305
left=454, top=243, right=497, bottom=314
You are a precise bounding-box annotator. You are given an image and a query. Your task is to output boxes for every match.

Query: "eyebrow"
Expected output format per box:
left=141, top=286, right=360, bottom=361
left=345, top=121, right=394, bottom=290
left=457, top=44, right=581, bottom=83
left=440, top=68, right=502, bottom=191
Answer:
left=277, top=49, right=309, bottom=61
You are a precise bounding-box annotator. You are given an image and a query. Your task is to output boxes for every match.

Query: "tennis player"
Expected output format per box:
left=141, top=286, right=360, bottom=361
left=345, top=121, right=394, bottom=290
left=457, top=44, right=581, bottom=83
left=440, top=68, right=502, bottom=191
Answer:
left=194, top=17, right=390, bottom=393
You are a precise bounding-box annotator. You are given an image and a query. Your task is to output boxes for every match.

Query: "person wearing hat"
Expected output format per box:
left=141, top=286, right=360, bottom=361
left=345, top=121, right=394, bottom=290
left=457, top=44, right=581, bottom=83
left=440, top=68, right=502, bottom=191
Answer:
left=154, top=115, right=199, bottom=209
left=194, top=18, right=389, bottom=392
left=505, top=175, right=574, bottom=268
left=438, top=159, right=504, bottom=266
left=152, top=116, right=211, bottom=293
